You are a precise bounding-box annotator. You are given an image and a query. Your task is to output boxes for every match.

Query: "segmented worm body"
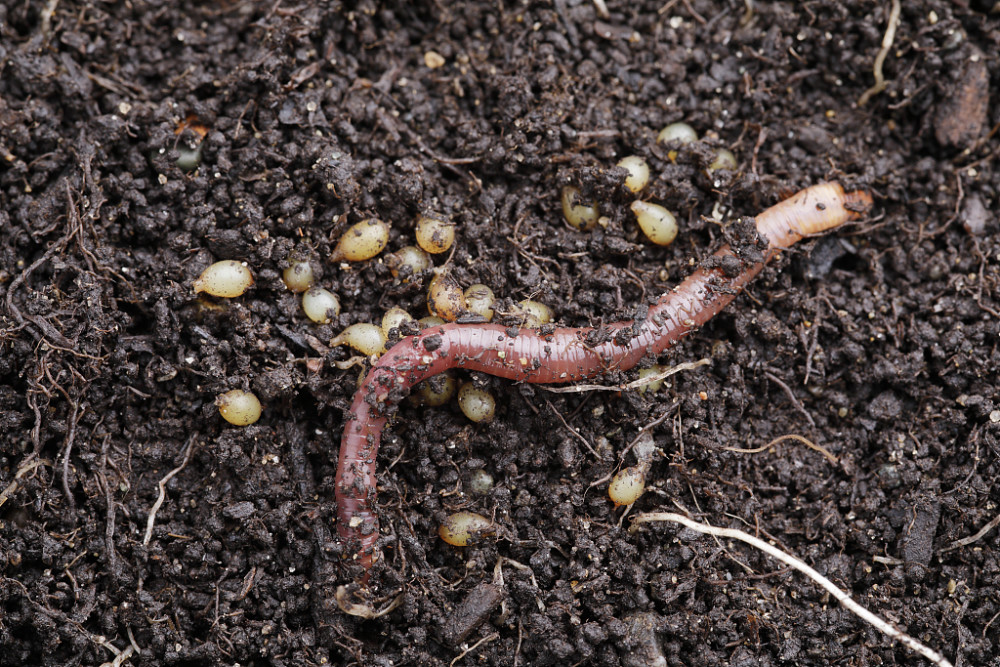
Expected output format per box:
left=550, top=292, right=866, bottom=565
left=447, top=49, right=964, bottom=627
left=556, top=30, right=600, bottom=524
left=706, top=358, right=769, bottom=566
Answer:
left=336, top=182, right=873, bottom=574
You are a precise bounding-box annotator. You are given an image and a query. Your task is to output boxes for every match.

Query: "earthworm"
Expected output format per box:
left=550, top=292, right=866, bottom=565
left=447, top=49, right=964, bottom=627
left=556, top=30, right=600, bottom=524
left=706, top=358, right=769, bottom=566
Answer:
left=336, top=182, right=873, bottom=575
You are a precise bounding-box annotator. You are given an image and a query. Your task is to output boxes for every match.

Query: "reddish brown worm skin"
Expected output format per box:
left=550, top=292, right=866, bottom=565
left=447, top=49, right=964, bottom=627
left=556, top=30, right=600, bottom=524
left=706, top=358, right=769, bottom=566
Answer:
left=336, top=182, right=873, bottom=575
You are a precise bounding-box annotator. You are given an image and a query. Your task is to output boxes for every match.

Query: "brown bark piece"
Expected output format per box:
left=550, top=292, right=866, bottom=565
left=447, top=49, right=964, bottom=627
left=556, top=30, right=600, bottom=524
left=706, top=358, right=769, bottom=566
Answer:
left=934, top=50, right=990, bottom=149
left=439, top=583, right=505, bottom=647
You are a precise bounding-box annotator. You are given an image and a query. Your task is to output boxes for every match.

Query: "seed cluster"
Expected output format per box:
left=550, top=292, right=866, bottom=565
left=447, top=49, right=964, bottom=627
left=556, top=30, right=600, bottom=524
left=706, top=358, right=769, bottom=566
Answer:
left=561, top=121, right=738, bottom=247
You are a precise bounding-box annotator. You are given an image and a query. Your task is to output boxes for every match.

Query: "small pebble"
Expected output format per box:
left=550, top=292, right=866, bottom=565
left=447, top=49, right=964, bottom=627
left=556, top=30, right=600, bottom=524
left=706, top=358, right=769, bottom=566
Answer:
left=961, top=194, right=989, bottom=236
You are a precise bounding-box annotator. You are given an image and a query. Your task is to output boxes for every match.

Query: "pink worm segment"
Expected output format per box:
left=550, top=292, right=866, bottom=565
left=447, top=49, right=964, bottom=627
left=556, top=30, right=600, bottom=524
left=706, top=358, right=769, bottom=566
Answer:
left=336, top=182, right=873, bottom=573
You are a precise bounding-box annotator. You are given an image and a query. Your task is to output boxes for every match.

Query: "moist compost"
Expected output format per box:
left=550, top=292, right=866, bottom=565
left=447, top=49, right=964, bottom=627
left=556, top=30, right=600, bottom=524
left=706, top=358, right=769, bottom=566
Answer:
left=1, top=1, right=999, bottom=665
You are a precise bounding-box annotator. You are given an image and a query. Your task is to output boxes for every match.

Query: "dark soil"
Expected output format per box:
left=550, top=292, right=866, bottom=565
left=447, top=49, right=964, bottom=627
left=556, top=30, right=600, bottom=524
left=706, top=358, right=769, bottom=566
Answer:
left=2, top=1, right=999, bottom=665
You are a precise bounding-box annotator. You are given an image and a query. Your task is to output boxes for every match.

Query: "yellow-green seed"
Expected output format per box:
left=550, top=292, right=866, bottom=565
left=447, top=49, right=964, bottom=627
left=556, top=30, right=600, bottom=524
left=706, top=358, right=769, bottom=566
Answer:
left=458, top=382, right=496, bottom=423
left=428, top=269, right=467, bottom=321
left=415, top=214, right=456, bottom=254
left=330, top=218, right=390, bottom=262
left=439, top=511, right=495, bottom=547
left=468, top=469, right=494, bottom=495
left=616, top=156, right=650, bottom=194
left=330, top=323, right=387, bottom=357
left=561, top=185, right=600, bottom=232
left=193, top=260, right=254, bottom=298
left=176, top=144, right=203, bottom=172
left=302, top=287, right=341, bottom=324
left=636, top=366, right=666, bottom=394
left=657, top=122, right=698, bottom=145
left=630, top=201, right=678, bottom=246
left=381, top=307, right=414, bottom=336
left=411, top=372, right=458, bottom=407
left=608, top=464, right=648, bottom=506
left=418, top=316, right=447, bottom=329
left=516, top=299, right=553, bottom=327
left=282, top=261, right=315, bottom=293
left=707, top=148, right=737, bottom=174
left=217, top=389, right=262, bottom=426
left=464, top=284, right=495, bottom=321
left=386, top=245, right=433, bottom=280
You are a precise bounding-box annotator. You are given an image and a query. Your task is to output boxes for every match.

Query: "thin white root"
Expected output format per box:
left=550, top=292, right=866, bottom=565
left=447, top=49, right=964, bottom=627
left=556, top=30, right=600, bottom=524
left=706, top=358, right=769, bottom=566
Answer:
left=540, top=358, right=710, bottom=394
left=143, top=437, right=196, bottom=546
left=40, top=0, right=60, bottom=36
left=723, top=433, right=838, bottom=465
left=494, top=557, right=545, bottom=612
left=333, top=355, right=368, bottom=370
left=631, top=511, right=953, bottom=667
left=99, top=642, right=135, bottom=667
left=857, top=0, right=902, bottom=107
left=96, top=626, right=141, bottom=667
left=0, top=458, right=52, bottom=508
left=335, top=585, right=403, bottom=618
left=938, top=509, right=1000, bottom=555
left=450, top=632, right=499, bottom=667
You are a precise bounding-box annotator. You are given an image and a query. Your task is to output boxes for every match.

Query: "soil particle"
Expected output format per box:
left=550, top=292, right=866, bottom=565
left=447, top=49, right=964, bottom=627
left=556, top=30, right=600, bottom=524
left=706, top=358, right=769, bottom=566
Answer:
left=619, top=612, right=666, bottom=667
left=961, top=192, right=992, bottom=236
left=898, top=496, right=943, bottom=569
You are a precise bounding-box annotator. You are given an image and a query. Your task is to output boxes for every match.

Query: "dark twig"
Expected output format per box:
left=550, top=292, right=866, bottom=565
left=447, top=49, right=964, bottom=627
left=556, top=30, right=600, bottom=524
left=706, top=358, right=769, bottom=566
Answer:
left=764, top=371, right=816, bottom=428
left=544, top=398, right=602, bottom=460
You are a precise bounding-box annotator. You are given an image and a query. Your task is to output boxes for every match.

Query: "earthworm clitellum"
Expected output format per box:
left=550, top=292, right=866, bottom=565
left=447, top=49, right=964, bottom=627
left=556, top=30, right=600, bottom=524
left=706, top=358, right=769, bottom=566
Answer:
left=336, top=182, right=874, bottom=577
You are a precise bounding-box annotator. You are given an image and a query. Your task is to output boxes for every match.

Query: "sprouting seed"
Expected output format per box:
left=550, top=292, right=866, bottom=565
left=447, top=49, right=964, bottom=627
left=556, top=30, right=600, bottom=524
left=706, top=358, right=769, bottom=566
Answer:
left=630, top=201, right=678, bottom=246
